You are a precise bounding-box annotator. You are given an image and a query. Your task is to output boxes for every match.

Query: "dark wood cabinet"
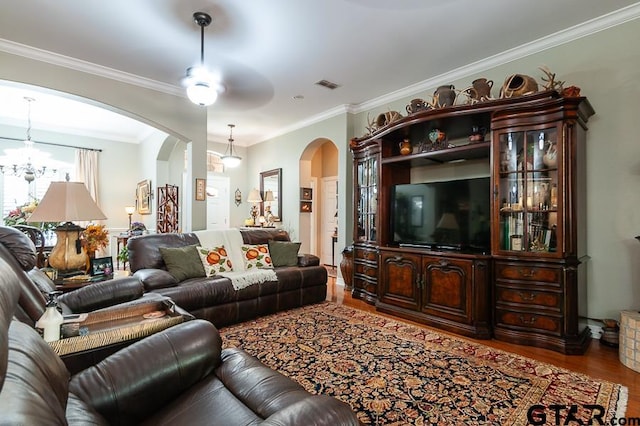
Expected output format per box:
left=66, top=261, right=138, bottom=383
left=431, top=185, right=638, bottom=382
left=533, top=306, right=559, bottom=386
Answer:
left=351, top=140, right=380, bottom=304
left=490, top=96, right=594, bottom=354
left=378, top=248, right=491, bottom=339
left=349, top=90, right=593, bottom=353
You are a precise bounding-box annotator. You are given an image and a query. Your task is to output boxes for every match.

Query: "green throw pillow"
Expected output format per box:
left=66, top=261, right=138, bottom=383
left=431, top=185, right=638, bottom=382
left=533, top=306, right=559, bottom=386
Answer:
left=159, top=245, right=206, bottom=281
left=268, top=240, right=301, bottom=267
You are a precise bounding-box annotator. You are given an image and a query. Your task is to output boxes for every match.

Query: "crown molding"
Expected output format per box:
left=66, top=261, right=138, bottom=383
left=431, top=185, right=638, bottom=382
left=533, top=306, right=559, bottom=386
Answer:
left=0, top=39, right=183, bottom=97
left=354, top=3, right=640, bottom=114
left=1, top=4, right=639, bottom=145
left=252, top=103, right=355, bottom=145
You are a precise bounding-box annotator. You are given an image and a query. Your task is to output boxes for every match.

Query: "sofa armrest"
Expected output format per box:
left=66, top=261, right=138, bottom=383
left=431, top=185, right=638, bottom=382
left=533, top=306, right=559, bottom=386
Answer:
left=57, top=276, right=144, bottom=313
left=261, top=395, right=360, bottom=426
left=69, top=320, right=221, bottom=425
left=133, top=268, right=178, bottom=290
left=298, top=253, right=320, bottom=267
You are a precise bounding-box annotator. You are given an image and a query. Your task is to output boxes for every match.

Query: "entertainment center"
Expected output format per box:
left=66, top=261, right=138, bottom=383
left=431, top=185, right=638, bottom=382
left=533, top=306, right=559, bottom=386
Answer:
left=350, top=89, right=594, bottom=354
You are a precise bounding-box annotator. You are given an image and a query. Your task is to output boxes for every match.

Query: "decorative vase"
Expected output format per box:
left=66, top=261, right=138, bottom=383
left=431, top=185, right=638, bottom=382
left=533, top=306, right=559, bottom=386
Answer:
left=467, top=78, right=493, bottom=102
left=433, top=85, right=456, bottom=108
left=399, top=138, right=412, bottom=155
left=500, top=74, right=538, bottom=98
left=406, top=98, right=428, bottom=114
left=85, top=250, right=96, bottom=273
left=340, top=245, right=354, bottom=290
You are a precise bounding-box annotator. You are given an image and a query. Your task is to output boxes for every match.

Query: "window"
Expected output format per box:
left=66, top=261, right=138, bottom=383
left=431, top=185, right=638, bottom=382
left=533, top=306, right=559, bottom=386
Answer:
left=1, top=166, right=74, bottom=221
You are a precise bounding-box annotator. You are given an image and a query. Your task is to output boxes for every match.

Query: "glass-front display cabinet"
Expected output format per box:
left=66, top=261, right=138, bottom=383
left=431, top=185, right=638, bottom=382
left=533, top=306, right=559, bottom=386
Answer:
left=355, top=155, right=378, bottom=243
left=350, top=140, right=380, bottom=304
left=495, top=127, right=560, bottom=256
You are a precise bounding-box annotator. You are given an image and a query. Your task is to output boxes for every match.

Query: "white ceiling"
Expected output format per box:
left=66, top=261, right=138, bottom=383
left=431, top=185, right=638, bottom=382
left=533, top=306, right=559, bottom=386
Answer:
left=0, top=0, right=638, bottom=147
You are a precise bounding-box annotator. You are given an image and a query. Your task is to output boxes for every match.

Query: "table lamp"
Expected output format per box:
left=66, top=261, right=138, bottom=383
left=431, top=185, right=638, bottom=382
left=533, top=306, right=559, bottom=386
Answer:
left=247, top=188, right=262, bottom=224
left=27, top=181, right=107, bottom=274
left=125, top=206, right=135, bottom=230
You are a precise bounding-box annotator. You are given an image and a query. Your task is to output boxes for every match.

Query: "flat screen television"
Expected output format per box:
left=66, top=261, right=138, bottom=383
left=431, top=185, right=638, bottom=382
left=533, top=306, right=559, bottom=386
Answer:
left=390, top=177, right=491, bottom=253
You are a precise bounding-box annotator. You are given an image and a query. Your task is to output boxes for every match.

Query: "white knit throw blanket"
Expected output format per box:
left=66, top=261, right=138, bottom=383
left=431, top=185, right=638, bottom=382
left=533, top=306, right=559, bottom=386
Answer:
left=218, top=269, right=278, bottom=291
left=193, top=228, right=278, bottom=290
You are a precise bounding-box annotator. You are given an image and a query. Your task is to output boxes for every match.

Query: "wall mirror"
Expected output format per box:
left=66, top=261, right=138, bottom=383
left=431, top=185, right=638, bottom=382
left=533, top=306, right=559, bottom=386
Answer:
left=260, top=168, right=282, bottom=222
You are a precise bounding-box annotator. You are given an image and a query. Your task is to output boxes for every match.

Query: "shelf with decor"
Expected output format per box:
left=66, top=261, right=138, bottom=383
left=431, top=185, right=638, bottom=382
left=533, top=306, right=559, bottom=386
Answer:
left=349, top=79, right=594, bottom=353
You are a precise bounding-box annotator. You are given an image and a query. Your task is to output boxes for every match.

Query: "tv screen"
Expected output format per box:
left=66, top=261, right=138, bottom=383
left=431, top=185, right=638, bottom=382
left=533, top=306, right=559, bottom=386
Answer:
left=391, top=177, right=491, bottom=253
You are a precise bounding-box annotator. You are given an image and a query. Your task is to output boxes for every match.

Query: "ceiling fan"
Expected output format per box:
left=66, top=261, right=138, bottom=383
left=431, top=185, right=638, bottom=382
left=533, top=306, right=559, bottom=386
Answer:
left=182, top=12, right=224, bottom=106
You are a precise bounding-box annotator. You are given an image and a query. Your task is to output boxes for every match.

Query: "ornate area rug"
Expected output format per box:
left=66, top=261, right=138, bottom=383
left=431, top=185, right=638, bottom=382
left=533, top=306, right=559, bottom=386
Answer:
left=220, top=302, right=627, bottom=425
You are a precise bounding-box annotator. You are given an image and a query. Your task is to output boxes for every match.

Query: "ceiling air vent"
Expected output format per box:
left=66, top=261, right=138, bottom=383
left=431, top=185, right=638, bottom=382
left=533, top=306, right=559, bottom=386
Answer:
left=315, top=79, right=340, bottom=90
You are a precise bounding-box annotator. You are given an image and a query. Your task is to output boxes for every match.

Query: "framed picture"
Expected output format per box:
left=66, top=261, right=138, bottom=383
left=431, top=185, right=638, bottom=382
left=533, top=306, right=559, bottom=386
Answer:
left=136, top=179, right=151, bottom=215
left=195, top=178, right=206, bottom=201
left=300, top=201, right=312, bottom=213
left=89, top=256, right=114, bottom=277
left=300, top=187, right=312, bottom=201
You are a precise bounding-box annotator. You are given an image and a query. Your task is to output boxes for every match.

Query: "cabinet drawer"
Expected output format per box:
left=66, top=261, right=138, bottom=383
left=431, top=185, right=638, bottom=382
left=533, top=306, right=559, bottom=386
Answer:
left=355, top=262, right=377, bottom=278
left=495, top=309, right=561, bottom=335
left=354, top=247, right=378, bottom=262
left=495, top=263, right=560, bottom=283
left=495, top=286, right=561, bottom=310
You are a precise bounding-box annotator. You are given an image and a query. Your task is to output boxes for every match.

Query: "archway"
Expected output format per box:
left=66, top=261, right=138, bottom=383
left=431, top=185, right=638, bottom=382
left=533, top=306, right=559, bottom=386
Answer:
left=298, top=137, right=339, bottom=273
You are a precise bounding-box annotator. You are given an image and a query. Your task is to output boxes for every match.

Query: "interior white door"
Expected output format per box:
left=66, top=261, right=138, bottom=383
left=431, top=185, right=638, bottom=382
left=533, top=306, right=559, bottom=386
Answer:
left=206, top=174, right=230, bottom=229
left=320, top=177, right=338, bottom=266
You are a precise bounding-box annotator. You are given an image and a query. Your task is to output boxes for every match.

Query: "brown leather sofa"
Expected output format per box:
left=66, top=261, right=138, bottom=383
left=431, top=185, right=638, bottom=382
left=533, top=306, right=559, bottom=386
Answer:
left=0, top=249, right=360, bottom=425
left=128, top=228, right=328, bottom=327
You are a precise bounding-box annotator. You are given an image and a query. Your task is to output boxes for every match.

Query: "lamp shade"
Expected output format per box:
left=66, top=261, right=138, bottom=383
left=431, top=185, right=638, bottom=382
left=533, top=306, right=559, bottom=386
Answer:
left=221, top=155, right=242, bottom=168
left=264, top=190, right=274, bottom=202
left=28, top=181, right=107, bottom=223
left=125, top=206, right=136, bottom=215
left=247, top=188, right=262, bottom=203
left=436, top=213, right=459, bottom=230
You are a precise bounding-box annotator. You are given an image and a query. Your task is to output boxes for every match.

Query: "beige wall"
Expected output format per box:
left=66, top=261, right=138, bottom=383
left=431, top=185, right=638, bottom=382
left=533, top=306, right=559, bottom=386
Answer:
left=253, top=18, right=640, bottom=320
left=1, top=16, right=638, bottom=320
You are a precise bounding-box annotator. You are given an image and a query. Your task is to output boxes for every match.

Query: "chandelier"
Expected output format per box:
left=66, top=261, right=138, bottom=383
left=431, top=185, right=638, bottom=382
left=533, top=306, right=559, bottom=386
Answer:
left=183, top=12, right=223, bottom=106
left=221, top=124, right=242, bottom=168
left=0, top=97, right=56, bottom=182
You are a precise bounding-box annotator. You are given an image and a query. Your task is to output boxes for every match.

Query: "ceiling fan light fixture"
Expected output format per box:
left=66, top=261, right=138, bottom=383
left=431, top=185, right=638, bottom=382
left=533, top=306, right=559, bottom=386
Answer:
left=185, top=12, right=219, bottom=107
left=221, top=124, right=242, bottom=168
left=187, top=80, right=218, bottom=106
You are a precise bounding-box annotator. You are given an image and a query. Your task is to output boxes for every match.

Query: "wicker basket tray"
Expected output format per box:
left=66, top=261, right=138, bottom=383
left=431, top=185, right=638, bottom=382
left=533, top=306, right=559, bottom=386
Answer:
left=48, top=300, right=184, bottom=356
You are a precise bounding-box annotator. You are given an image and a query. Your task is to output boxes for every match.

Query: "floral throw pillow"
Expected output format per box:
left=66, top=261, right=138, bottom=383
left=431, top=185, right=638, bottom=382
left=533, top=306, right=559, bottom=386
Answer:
left=241, top=244, right=273, bottom=269
left=196, top=245, right=233, bottom=277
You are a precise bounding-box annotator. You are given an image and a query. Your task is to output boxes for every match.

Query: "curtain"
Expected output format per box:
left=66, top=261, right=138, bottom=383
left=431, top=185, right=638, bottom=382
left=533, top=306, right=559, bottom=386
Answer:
left=75, top=149, right=100, bottom=205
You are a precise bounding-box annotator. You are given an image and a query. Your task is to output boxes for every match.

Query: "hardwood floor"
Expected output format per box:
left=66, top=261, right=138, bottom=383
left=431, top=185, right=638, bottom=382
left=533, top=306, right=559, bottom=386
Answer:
left=325, top=276, right=640, bottom=417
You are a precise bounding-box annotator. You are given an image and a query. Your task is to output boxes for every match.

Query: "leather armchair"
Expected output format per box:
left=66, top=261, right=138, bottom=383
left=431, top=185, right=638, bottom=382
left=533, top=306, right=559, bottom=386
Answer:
left=0, top=253, right=360, bottom=425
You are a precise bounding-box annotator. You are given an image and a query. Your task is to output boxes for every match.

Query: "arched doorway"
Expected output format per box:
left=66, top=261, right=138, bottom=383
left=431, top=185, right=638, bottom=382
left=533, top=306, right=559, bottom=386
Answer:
left=299, top=138, right=339, bottom=273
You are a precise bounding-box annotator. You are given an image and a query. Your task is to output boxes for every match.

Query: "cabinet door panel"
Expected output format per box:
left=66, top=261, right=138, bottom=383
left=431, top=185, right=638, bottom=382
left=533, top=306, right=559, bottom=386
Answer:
left=379, top=252, right=420, bottom=310
left=421, top=257, right=471, bottom=323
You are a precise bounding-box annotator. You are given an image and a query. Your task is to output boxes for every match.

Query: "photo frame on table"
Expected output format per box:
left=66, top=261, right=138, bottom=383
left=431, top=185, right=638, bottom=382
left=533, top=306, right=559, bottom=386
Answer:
left=90, top=256, right=114, bottom=277
left=195, top=178, right=206, bottom=201
left=300, top=201, right=312, bottom=213
left=136, top=179, right=151, bottom=214
left=300, top=187, right=313, bottom=201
